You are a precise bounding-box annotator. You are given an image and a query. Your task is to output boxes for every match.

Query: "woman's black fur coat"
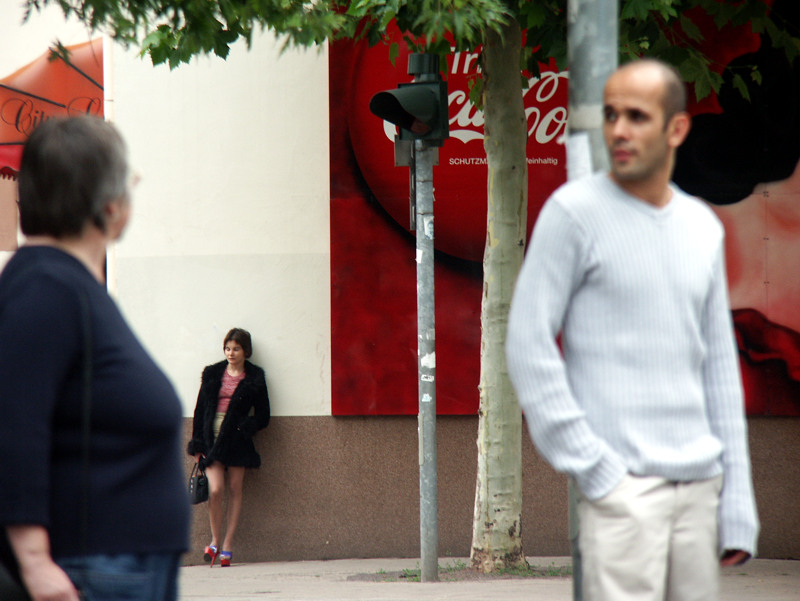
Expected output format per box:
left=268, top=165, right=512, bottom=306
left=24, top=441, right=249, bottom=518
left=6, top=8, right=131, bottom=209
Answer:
left=187, top=360, right=270, bottom=468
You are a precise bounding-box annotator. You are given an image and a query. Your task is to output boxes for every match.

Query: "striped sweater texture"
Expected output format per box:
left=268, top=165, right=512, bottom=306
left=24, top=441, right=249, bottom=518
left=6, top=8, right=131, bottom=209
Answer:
left=506, top=173, right=759, bottom=555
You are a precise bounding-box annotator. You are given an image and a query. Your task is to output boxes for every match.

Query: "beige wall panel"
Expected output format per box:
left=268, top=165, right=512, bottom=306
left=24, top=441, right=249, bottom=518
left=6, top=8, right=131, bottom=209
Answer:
left=116, top=253, right=330, bottom=416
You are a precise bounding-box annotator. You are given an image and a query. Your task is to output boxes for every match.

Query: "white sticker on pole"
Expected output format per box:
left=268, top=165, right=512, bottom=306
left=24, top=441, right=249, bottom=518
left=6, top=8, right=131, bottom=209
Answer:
left=422, top=215, right=434, bottom=239
left=567, top=131, right=592, bottom=181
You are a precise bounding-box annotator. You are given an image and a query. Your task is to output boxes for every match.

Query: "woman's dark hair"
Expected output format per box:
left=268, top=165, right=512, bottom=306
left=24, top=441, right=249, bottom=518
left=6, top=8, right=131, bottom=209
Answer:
left=224, top=328, right=253, bottom=358
left=18, top=115, right=129, bottom=237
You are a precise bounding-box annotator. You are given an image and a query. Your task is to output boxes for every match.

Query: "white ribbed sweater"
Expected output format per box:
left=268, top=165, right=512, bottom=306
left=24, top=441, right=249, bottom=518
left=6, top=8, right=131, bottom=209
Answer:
left=507, top=173, right=759, bottom=555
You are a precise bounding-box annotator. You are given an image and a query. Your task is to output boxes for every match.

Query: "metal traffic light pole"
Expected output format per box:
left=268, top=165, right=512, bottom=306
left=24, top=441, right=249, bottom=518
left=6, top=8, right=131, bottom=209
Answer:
left=413, top=136, right=438, bottom=583
left=566, top=1, right=618, bottom=599
left=369, top=53, right=448, bottom=582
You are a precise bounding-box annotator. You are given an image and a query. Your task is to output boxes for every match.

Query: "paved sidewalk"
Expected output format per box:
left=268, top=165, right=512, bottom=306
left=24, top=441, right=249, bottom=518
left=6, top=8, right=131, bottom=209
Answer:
left=179, top=556, right=800, bottom=601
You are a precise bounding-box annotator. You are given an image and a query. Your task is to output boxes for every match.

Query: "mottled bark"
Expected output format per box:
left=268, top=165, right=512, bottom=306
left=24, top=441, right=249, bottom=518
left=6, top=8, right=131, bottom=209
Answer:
left=470, top=19, right=528, bottom=573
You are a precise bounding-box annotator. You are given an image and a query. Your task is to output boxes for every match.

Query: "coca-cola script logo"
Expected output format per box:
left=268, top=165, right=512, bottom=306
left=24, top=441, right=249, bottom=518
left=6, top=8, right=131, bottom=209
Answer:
left=348, top=30, right=568, bottom=262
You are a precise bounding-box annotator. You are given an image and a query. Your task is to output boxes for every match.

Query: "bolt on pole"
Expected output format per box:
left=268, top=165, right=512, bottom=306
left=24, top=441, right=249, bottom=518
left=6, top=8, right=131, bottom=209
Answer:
left=414, top=138, right=438, bottom=583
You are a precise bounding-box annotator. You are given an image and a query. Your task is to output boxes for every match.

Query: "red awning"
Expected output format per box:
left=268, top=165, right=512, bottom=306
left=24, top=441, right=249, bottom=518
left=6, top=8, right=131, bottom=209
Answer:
left=0, top=38, right=103, bottom=179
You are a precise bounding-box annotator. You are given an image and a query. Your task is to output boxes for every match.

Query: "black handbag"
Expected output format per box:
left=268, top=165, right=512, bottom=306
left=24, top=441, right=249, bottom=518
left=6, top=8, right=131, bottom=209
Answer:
left=0, top=290, right=93, bottom=601
left=189, top=463, right=209, bottom=504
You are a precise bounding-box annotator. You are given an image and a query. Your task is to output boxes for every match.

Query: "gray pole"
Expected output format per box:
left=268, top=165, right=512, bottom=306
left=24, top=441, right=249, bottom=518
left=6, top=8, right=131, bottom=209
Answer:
left=414, top=138, right=439, bottom=583
left=566, top=1, right=618, bottom=599
left=567, top=0, right=617, bottom=178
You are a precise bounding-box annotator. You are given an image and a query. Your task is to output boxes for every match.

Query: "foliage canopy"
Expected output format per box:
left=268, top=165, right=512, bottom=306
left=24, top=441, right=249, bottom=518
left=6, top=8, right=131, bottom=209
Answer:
left=25, top=0, right=800, bottom=104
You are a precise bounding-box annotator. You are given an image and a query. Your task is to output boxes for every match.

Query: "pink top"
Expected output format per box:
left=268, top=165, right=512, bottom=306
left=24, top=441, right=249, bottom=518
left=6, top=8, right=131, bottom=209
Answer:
left=217, top=370, right=245, bottom=414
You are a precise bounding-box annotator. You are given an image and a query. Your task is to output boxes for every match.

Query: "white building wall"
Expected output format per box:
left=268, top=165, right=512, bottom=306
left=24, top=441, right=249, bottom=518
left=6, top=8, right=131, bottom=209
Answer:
left=2, top=2, right=332, bottom=416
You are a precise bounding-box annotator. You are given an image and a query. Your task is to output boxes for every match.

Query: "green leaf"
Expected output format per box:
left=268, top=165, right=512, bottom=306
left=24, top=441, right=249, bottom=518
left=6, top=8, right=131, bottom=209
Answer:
left=522, top=2, right=546, bottom=29
left=141, top=29, right=166, bottom=51
left=467, top=75, right=483, bottom=109
left=693, top=75, right=711, bottom=100
left=679, top=63, right=700, bottom=86
left=679, top=14, right=704, bottom=43
left=620, top=0, right=652, bottom=21
left=678, top=53, right=722, bottom=101
left=732, top=73, right=751, bottom=103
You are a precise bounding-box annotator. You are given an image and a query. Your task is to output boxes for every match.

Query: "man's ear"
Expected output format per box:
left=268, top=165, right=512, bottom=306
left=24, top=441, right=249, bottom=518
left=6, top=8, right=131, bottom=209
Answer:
left=667, top=111, right=691, bottom=148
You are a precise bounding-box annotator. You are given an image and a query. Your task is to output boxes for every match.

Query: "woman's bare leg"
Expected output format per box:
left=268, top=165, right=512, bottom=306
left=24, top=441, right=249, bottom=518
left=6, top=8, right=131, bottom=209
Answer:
left=222, top=466, right=246, bottom=552
left=205, top=463, right=227, bottom=551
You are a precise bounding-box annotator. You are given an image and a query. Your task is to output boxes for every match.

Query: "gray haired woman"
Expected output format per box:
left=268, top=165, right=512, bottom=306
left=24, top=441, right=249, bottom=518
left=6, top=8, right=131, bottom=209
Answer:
left=0, top=116, right=189, bottom=601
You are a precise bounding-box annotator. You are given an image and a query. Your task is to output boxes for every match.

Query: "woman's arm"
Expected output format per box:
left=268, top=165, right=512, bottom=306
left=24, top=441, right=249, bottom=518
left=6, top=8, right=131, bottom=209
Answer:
left=5, top=525, right=79, bottom=601
left=238, top=367, right=270, bottom=436
left=186, top=371, right=210, bottom=456
left=252, top=371, right=270, bottom=430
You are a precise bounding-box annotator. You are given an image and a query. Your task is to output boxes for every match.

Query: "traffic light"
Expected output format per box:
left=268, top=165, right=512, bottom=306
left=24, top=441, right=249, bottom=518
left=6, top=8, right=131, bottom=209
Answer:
left=369, top=54, right=449, bottom=146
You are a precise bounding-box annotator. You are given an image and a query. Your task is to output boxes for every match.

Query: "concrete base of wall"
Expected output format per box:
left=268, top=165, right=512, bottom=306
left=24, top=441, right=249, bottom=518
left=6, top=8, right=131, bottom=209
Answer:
left=184, top=415, right=799, bottom=564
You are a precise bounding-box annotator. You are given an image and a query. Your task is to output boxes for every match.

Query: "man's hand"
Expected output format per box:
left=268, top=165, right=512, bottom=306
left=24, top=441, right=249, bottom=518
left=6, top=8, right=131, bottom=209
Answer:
left=721, top=549, right=751, bottom=566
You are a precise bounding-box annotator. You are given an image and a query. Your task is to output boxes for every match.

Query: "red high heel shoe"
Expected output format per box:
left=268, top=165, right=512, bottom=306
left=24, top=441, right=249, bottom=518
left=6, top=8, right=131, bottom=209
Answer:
left=219, top=551, right=232, bottom=567
left=203, top=545, right=219, bottom=566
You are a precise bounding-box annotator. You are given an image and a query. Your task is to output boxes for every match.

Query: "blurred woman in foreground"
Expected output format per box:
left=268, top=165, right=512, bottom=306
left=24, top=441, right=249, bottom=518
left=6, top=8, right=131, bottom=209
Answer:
left=0, top=116, right=189, bottom=601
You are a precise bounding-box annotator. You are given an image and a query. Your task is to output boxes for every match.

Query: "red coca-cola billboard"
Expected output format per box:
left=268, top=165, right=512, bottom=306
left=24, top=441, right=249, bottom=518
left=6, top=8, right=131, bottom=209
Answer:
left=347, top=43, right=567, bottom=262
left=330, top=26, right=567, bottom=415
left=331, top=10, right=800, bottom=417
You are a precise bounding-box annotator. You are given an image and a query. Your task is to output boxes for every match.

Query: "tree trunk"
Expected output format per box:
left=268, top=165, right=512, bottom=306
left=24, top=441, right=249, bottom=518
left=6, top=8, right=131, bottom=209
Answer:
left=470, top=19, right=528, bottom=573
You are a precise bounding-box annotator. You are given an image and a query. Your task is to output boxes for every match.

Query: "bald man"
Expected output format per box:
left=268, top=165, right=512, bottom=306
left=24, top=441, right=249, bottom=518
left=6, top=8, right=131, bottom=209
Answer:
left=507, top=59, right=758, bottom=601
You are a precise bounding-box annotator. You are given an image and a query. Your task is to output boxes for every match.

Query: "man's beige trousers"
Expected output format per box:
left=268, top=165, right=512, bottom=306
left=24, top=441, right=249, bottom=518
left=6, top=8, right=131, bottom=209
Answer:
left=578, top=474, right=723, bottom=601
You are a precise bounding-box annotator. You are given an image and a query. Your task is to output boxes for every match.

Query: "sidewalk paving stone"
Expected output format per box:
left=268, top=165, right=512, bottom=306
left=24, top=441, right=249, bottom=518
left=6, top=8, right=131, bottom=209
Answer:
left=179, top=557, right=800, bottom=601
